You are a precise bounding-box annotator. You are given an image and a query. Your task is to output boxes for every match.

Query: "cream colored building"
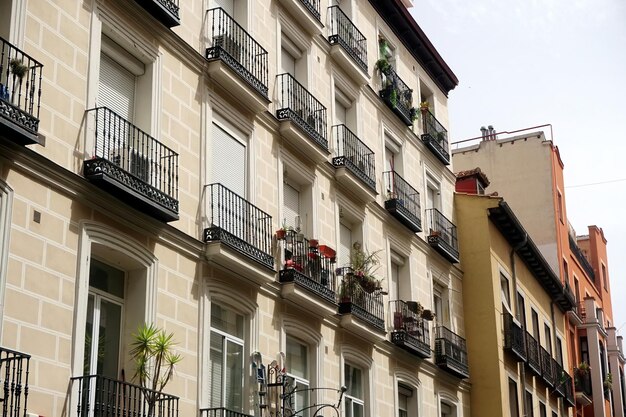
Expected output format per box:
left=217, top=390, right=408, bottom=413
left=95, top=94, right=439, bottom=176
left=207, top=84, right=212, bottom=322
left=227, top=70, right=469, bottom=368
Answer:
left=0, top=0, right=467, bottom=417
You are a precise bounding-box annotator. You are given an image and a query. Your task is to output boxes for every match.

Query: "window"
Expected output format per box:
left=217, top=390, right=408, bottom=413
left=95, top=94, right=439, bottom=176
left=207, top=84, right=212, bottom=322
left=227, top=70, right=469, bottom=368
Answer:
left=433, top=281, right=449, bottom=326
left=344, top=363, right=364, bottom=417
left=500, top=272, right=511, bottom=312
left=602, top=263, right=608, bottom=290
left=562, top=259, right=568, bottom=284
left=334, top=86, right=356, bottom=130
left=384, top=134, right=402, bottom=175
left=525, top=391, right=534, bottom=417
left=516, top=292, right=526, bottom=328
left=389, top=250, right=405, bottom=302
left=339, top=222, right=353, bottom=268
left=212, top=122, right=246, bottom=197
left=557, top=190, right=563, bottom=223
left=544, top=324, right=552, bottom=354
left=425, top=173, right=441, bottom=211
left=280, top=33, right=306, bottom=85
left=378, top=36, right=395, bottom=68
left=556, top=337, right=563, bottom=366
left=531, top=309, right=540, bottom=341
left=440, top=401, right=455, bottom=417
left=419, top=81, right=434, bottom=113
left=580, top=336, right=589, bottom=365
left=508, top=378, right=519, bottom=417
left=0, top=181, right=12, bottom=328
left=397, top=384, right=413, bottom=417
left=574, top=278, right=580, bottom=303
left=209, top=303, right=245, bottom=411
left=284, top=182, right=301, bottom=231
left=286, top=336, right=310, bottom=417
left=282, top=166, right=313, bottom=236
left=539, top=402, right=546, bottom=417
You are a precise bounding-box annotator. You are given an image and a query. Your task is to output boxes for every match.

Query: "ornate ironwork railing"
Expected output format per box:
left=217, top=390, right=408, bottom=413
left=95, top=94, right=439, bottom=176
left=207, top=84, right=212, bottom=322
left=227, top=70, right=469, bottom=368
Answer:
left=540, top=347, right=555, bottom=386
left=563, top=371, right=575, bottom=407
left=0, top=36, right=43, bottom=138
left=206, top=8, right=269, bottom=97
left=421, top=109, right=449, bottom=164
left=338, top=270, right=385, bottom=331
left=279, top=230, right=336, bottom=303
left=553, top=359, right=566, bottom=397
left=503, top=312, right=526, bottom=361
left=299, top=0, right=321, bottom=21
left=327, top=6, right=367, bottom=72
left=84, top=107, right=179, bottom=214
left=203, top=183, right=273, bottom=269
left=332, top=125, right=375, bottom=190
left=568, top=235, right=595, bottom=281
left=525, top=331, right=541, bottom=375
left=390, top=300, right=431, bottom=357
left=0, top=347, right=30, bottom=417
left=574, top=368, right=592, bottom=396
left=200, top=408, right=253, bottom=417
left=383, top=170, right=421, bottom=232
left=434, top=326, right=469, bottom=378
left=378, top=66, right=413, bottom=126
left=426, top=208, right=459, bottom=260
left=276, top=73, right=328, bottom=150
left=71, top=374, right=179, bottom=417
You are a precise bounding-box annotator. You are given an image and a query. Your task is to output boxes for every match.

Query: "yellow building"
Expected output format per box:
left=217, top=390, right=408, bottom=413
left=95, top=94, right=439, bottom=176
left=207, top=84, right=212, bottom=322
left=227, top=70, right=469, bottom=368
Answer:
left=456, top=189, right=576, bottom=417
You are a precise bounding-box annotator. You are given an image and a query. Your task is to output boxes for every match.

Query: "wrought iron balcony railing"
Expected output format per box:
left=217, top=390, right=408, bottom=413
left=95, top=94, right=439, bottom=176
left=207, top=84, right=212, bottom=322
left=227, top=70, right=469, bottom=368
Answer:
left=332, top=125, right=375, bottom=191
left=0, top=347, right=30, bottom=417
left=327, top=6, right=367, bottom=73
left=553, top=360, right=566, bottom=397
left=279, top=230, right=336, bottom=304
left=71, top=374, right=179, bottom=417
left=426, top=208, right=459, bottom=263
left=503, top=312, right=526, bottom=361
left=390, top=300, right=431, bottom=358
left=135, top=0, right=180, bottom=27
left=206, top=8, right=269, bottom=98
left=574, top=368, right=592, bottom=396
left=421, top=109, right=450, bottom=165
left=0, top=37, right=43, bottom=144
left=203, top=183, right=273, bottom=269
left=525, top=331, right=541, bottom=375
left=378, top=66, right=414, bottom=126
left=276, top=73, right=328, bottom=150
left=568, top=235, right=595, bottom=281
left=299, top=0, right=321, bottom=21
left=563, top=371, right=575, bottom=408
left=434, top=326, right=469, bottom=379
left=540, top=347, right=555, bottom=387
left=83, top=107, right=179, bottom=221
left=383, top=171, right=421, bottom=232
left=201, top=408, right=253, bottom=417
left=338, top=270, right=385, bottom=331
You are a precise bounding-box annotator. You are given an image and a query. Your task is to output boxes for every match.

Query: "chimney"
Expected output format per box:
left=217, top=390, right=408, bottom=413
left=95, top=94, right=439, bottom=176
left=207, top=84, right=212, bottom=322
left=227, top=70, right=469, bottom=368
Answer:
left=480, top=126, right=487, bottom=141
left=487, top=125, right=494, bottom=140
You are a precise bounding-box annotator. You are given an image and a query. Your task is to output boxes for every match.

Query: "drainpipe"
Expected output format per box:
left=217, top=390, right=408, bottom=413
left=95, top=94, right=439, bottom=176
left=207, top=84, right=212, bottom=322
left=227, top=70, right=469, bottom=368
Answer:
left=511, top=233, right=528, bottom=416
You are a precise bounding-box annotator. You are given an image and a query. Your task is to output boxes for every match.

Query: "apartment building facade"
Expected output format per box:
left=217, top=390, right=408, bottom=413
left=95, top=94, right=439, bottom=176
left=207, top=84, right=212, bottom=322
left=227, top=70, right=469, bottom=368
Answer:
left=455, top=186, right=575, bottom=417
left=452, top=130, right=626, bottom=417
left=0, top=1, right=468, bottom=417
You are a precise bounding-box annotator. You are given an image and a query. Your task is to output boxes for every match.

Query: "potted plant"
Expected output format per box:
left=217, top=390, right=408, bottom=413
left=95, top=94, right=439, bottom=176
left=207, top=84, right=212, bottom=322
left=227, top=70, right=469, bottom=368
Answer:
left=576, top=361, right=591, bottom=376
left=419, top=100, right=430, bottom=112
left=130, top=323, right=182, bottom=417
left=276, top=220, right=289, bottom=240
left=348, top=242, right=382, bottom=294
left=421, top=309, right=436, bottom=321
left=375, top=58, right=391, bottom=75
left=9, top=58, right=28, bottom=105
left=604, top=373, right=613, bottom=392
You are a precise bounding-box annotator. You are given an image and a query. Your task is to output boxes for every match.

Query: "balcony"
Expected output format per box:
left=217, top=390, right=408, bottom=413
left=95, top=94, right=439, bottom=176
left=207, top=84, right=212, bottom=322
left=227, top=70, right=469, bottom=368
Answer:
left=71, top=374, right=178, bottom=417
left=553, top=360, right=566, bottom=397
left=503, top=312, right=526, bottom=362
left=0, top=347, right=30, bottom=417
left=539, top=347, right=555, bottom=387
left=378, top=66, right=415, bottom=126
left=279, top=231, right=337, bottom=315
left=390, top=300, right=431, bottom=358
left=203, top=183, right=274, bottom=283
left=563, top=372, right=575, bottom=408
left=426, top=209, right=459, bottom=263
left=338, top=269, right=385, bottom=339
left=434, top=326, right=469, bottom=379
left=383, top=171, right=421, bottom=233
left=278, top=0, right=322, bottom=35
left=201, top=408, right=253, bottom=417
left=134, top=0, right=180, bottom=27
left=421, top=109, right=450, bottom=165
left=83, top=107, right=179, bottom=222
left=525, top=331, right=542, bottom=376
left=0, top=37, right=43, bottom=145
left=574, top=368, right=592, bottom=406
left=276, top=73, right=329, bottom=164
left=569, top=235, right=595, bottom=281
left=327, top=6, right=368, bottom=84
left=332, top=125, right=376, bottom=202
left=206, top=8, right=269, bottom=113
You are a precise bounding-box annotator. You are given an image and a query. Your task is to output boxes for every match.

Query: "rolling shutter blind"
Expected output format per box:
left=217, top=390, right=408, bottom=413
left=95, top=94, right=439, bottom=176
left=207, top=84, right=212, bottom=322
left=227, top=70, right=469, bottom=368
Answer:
left=212, top=124, right=246, bottom=197
left=283, top=183, right=300, bottom=230
left=339, top=223, right=352, bottom=268
left=98, top=53, right=135, bottom=121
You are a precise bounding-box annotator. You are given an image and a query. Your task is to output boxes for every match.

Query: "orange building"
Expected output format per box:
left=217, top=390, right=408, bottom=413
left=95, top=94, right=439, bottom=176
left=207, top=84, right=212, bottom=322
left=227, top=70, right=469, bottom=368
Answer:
left=453, top=128, right=626, bottom=417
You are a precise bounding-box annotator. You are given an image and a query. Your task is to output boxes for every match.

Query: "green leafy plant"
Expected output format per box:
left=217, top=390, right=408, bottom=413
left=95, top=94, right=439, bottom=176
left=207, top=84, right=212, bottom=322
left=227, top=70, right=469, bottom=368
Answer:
left=375, top=58, right=391, bottom=75
left=347, top=242, right=382, bottom=293
left=604, top=372, right=613, bottom=391
left=9, top=58, right=28, bottom=80
left=389, top=87, right=398, bottom=108
left=130, top=323, right=182, bottom=416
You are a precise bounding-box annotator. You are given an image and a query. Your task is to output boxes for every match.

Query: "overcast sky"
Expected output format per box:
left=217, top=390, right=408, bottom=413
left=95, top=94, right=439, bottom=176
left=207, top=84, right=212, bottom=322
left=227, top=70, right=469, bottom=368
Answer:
left=411, top=1, right=626, bottom=332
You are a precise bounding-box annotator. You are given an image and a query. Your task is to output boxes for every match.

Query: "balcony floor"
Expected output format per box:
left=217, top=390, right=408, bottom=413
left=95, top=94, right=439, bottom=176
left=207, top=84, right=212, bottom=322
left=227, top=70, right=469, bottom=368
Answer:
left=0, top=99, right=42, bottom=145
left=385, top=198, right=422, bottom=233
left=391, top=330, right=431, bottom=358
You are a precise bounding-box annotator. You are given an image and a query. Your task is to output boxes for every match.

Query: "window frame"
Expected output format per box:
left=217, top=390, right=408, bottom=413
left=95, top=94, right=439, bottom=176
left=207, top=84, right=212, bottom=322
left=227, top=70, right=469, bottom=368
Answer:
left=0, top=181, right=12, bottom=337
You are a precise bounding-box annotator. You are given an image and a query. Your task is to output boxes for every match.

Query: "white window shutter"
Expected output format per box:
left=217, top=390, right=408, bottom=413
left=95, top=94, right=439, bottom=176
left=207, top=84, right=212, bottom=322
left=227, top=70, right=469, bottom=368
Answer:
left=212, top=123, right=246, bottom=197
left=98, top=53, right=135, bottom=121
left=339, top=223, right=352, bottom=268
left=283, top=183, right=300, bottom=230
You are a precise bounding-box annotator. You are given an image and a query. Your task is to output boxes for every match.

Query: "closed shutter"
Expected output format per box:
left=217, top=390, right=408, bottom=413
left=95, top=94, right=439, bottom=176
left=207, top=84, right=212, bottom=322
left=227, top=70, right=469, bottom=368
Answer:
left=283, top=183, right=300, bottom=230
left=212, top=123, right=246, bottom=197
left=281, top=47, right=296, bottom=77
left=98, top=53, right=135, bottom=121
left=339, top=223, right=352, bottom=268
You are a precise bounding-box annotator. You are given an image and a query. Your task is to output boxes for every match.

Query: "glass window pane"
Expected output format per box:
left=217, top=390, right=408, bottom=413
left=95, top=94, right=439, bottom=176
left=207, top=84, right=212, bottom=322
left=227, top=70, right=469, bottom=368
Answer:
left=89, top=259, right=124, bottom=298
left=286, top=337, right=308, bottom=379
left=96, top=299, right=122, bottom=379
left=211, top=303, right=244, bottom=338
left=353, top=401, right=364, bottom=417
left=226, top=340, right=243, bottom=411
left=83, top=295, right=95, bottom=375
left=345, top=364, right=362, bottom=398
left=209, top=331, right=224, bottom=408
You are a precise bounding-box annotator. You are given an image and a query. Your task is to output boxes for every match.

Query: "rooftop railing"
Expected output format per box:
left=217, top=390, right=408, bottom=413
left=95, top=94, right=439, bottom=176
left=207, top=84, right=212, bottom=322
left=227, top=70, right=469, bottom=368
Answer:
left=327, top=6, right=367, bottom=72
left=203, top=183, right=273, bottom=269
left=276, top=73, right=327, bottom=150
left=206, top=8, right=269, bottom=97
left=332, top=124, right=375, bottom=190
left=0, top=347, right=30, bottom=417
left=0, top=36, right=43, bottom=141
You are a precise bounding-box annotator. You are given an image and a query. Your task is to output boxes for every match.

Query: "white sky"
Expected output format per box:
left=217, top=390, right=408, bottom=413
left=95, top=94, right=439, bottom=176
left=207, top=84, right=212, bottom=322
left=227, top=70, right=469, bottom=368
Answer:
left=411, top=0, right=626, bottom=332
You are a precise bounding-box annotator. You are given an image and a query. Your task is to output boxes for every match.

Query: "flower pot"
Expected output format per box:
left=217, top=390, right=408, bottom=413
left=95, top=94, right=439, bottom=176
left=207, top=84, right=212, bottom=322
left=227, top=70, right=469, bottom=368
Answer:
left=421, top=309, right=435, bottom=321
left=276, top=229, right=286, bottom=240
left=296, top=233, right=305, bottom=243
left=309, top=239, right=319, bottom=248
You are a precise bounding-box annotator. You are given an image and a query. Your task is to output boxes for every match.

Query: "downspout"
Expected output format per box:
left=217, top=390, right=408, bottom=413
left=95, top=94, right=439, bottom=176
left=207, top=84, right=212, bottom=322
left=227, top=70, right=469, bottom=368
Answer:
left=511, top=232, right=528, bottom=416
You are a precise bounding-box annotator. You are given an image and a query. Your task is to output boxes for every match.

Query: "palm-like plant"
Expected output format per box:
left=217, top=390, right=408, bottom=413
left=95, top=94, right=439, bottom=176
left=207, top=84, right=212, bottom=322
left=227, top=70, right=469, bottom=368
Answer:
left=130, top=324, right=183, bottom=417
